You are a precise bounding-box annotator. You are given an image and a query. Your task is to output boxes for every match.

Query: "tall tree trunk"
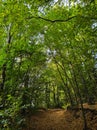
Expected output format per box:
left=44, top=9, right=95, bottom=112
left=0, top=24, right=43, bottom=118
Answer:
left=70, top=45, right=88, bottom=130
left=45, top=83, right=50, bottom=108
left=73, top=71, right=87, bottom=130
left=55, top=60, right=73, bottom=106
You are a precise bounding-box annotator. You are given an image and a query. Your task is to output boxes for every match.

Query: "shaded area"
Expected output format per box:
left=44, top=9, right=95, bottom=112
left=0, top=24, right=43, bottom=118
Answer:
left=23, top=104, right=97, bottom=130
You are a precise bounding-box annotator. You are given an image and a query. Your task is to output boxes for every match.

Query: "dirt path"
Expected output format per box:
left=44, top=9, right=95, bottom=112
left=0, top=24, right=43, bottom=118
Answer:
left=23, top=105, right=97, bottom=130
left=24, top=109, right=83, bottom=130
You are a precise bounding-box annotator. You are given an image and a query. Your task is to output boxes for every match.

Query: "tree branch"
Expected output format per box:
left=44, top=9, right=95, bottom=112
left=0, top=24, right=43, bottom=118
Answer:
left=27, top=15, right=77, bottom=23
left=27, top=15, right=97, bottom=23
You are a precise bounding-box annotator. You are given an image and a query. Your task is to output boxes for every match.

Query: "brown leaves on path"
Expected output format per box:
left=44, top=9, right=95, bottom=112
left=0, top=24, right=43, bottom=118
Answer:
left=23, top=109, right=83, bottom=130
left=23, top=104, right=97, bottom=130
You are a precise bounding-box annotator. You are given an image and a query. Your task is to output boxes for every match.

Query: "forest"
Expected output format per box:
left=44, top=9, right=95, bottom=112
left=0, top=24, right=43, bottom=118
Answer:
left=0, top=0, right=97, bottom=130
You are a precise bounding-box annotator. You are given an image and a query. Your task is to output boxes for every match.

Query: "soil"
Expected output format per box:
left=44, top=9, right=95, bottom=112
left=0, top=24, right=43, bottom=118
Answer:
left=23, top=103, right=97, bottom=130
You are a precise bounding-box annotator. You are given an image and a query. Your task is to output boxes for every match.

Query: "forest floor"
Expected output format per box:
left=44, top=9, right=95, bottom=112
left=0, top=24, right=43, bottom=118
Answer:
left=23, top=103, right=97, bottom=130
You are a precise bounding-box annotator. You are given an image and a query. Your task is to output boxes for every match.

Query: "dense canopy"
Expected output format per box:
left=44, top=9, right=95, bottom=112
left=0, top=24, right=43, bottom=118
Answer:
left=0, top=0, right=97, bottom=129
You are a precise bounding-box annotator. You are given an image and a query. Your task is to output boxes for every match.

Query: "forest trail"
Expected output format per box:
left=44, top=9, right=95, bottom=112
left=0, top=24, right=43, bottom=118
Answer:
left=23, top=104, right=97, bottom=130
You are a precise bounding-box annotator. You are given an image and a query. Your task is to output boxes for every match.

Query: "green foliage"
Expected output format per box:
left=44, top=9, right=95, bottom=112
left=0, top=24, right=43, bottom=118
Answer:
left=0, top=0, right=97, bottom=129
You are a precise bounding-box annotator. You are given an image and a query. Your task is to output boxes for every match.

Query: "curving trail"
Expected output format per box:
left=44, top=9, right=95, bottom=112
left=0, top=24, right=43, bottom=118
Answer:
left=23, top=105, right=97, bottom=130
left=24, top=109, right=82, bottom=130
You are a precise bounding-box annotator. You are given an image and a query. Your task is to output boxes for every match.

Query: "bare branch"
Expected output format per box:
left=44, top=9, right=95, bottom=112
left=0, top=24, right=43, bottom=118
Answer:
left=27, top=15, right=97, bottom=23
left=27, top=15, right=77, bottom=23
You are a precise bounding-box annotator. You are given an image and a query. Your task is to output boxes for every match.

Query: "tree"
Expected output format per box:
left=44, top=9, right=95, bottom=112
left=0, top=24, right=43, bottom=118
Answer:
left=0, top=0, right=97, bottom=129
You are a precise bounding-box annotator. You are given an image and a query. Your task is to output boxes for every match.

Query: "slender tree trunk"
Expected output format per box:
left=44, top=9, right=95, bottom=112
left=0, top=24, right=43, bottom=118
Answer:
left=55, top=60, right=73, bottom=106
left=45, top=84, right=50, bottom=108
left=69, top=45, right=88, bottom=130
left=71, top=63, right=88, bottom=130
left=56, top=86, right=60, bottom=107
